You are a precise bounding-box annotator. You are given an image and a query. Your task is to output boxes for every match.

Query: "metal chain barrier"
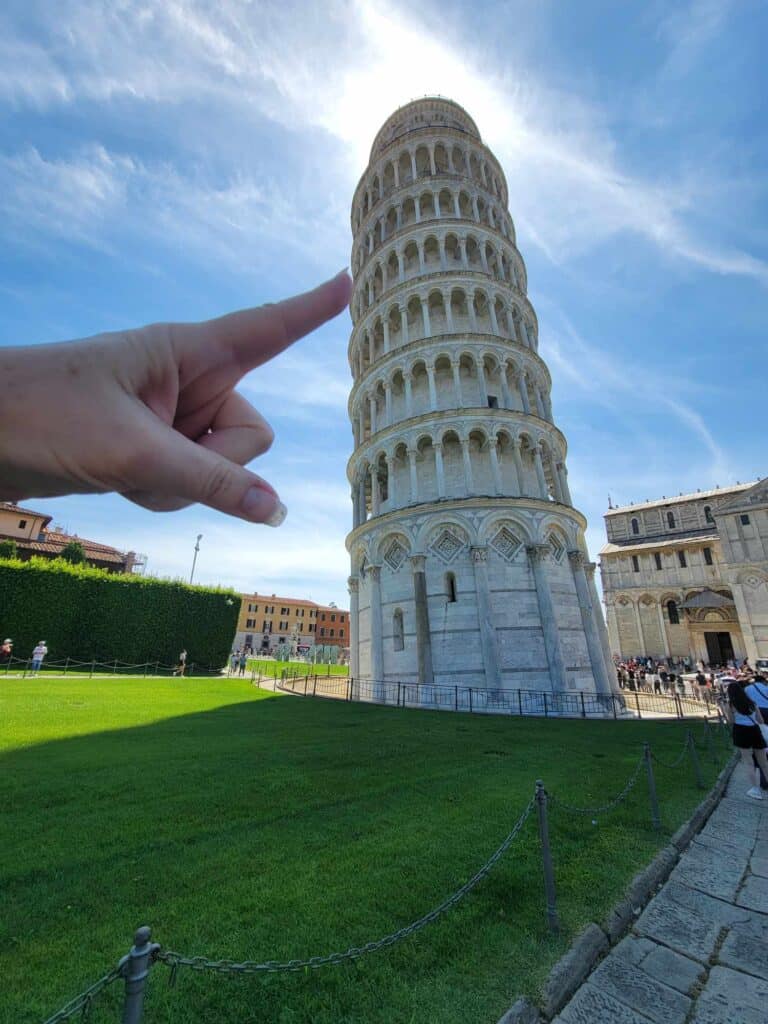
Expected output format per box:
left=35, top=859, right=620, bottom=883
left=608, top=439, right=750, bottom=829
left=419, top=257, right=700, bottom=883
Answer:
left=155, top=797, right=536, bottom=977
left=42, top=964, right=123, bottom=1024
left=549, top=752, right=646, bottom=817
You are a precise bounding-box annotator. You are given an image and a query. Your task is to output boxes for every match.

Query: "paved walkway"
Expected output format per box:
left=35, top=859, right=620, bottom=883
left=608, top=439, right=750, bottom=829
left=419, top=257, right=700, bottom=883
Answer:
left=553, top=762, right=768, bottom=1023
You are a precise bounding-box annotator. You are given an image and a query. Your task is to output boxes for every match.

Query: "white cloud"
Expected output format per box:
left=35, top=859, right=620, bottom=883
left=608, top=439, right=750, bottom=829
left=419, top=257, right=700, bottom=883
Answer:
left=657, top=0, right=735, bottom=76
left=1, top=0, right=765, bottom=285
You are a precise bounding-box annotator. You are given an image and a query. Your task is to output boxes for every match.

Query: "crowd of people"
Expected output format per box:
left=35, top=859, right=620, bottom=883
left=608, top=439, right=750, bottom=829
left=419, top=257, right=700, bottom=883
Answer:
left=615, top=656, right=721, bottom=699
left=228, top=647, right=251, bottom=676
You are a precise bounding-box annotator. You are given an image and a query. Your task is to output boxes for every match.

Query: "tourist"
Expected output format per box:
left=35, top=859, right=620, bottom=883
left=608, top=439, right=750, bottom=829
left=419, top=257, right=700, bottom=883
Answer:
left=229, top=650, right=239, bottom=676
left=30, top=640, right=48, bottom=676
left=725, top=681, right=768, bottom=800
left=238, top=650, right=248, bottom=676
left=1, top=638, right=12, bottom=665
left=0, top=273, right=351, bottom=523
left=174, top=649, right=187, bottom=677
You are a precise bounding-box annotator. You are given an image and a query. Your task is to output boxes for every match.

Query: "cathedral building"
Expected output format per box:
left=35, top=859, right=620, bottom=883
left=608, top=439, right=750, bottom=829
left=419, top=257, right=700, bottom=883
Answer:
left=345, top=98, right=615, bottom=696
left=600, top=479, right=768, bottom=667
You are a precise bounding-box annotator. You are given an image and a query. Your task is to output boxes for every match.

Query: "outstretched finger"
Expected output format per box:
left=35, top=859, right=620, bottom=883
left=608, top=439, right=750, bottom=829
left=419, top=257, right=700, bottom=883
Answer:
left=176, top=269, right=352, bottom=374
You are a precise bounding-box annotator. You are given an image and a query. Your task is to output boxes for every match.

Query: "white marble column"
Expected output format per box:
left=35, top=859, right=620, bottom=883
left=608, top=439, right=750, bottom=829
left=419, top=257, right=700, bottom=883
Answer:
left=655, top=599, right=671, bottom=659
left=348, top=576, right=360, bottom=680
left=527, top=544, right=567, bottom=691
left=489, top=302, right=499, bottom=334
left=369, top=394, right=377, bottom=435
left=421, top=298, right=431, bottom=337
left=386, top=456, right=396, bottom=507
left=426, top=365, right=438, bottom=411
left=535, top=387, right=546, bottom=419
left=632, top=599, right=646, bottom=656
left=489, top=441, right=502, bottom=494
left=519, top=374, right=531, bottom=415
left=371, top=470, right=380, bottom=516
left=568, top=551, right=611, bottom=696
left=500, top=365, right=512, bottom=408
left=408, top=448, right=419, bottom=502
left=357, top=475, right=366, bottom=523
left=445, top=292, right=455, bottom=331
left=471, top=546, right=501, bottom=689
left=410, top=554, right=434, bottom=686
left=384, top=383, right=393, bottom=426
left=404, top=372, right=413, bottom=417
left=434, top=443, right=446, bottom=497
left=585, top=562, right=619, bottom=690
left=557, top=463, right=572, bottom=506
left=382, top=319, right=390, bottom=353
left=451, top=360, right=463, bottom=406
left=477, top=358, right=488, bottom=405
left=400, top=304, right=409, bottom=344
left=533, top=446, right=549, bottom=499
left=461, top=438, right=474, bottom=493
left=369, top=565, right=384, bottom=687
left=510, top=439, right=524, bottom=494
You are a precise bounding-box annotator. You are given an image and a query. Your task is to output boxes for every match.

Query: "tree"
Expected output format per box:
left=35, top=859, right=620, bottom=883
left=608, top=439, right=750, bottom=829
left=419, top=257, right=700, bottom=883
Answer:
left=60, top=540, right=86, bottom=564
left=0, top=539, right=17, bottom=559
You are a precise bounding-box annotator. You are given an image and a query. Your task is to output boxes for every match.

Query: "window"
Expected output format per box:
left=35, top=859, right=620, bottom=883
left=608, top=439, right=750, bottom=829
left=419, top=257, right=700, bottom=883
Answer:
left=654, top=553, right=662, bottom=571
left=298, top=608, right=304, bottom=617
left=262, top=620, right=272, bottom=633
left=331, top=614, right=336, bottom=622
left=704, top=505, right=713, bottom=524
left=321, top=613, right=326, bottom=621
left=339, top=629, right=344, bottom=638
left=487, top=395, right=498, bottom=408
left=703, top=547, right=713, bottom=566
left=246, top=618, right=255, bottom=629
left=279, top=620, right=288, bottom=631
left=280, top=607, right=288, bottom=616
left=667, top=511, right=676, bottom=529
left=320, top=627, right=326, bottom=637
left=340, top=615, right=345, bottom=623
left=667, top=600, right=680, bottom=625
left=631, top=555, right=640, bottom=573
left=330, top=629, right=335, bottom=637
left=678, top=551, right=687, bottom=568
left=393, top=609, right=404, bottom=651
left=446, top=572, right=457, bottom=602
left=740, top=514, right=751, bottom=525
left=631, top=517, right=639, bottom=536
left=18, top=519, right=27, bottom=528
left=309, top=623, right=315, bottom=632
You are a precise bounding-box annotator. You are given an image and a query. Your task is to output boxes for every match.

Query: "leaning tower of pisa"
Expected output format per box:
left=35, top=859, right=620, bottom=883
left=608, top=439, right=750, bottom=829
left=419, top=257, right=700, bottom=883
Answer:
left=346, top=98, right=615, bottom=698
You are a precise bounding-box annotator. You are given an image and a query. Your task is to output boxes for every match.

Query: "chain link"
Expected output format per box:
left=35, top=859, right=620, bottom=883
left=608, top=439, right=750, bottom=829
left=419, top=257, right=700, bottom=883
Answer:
left=155, top=797, right=535, bottom=976
left=549, top=753, right=646, bottom=817
left=42, top=964, right=123, bottom=1024
left=651, top=734, right=692, bottom=770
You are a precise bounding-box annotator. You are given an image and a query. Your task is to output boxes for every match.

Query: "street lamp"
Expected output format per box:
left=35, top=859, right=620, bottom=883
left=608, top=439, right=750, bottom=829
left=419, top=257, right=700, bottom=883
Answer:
left=190, top=534, right=203, bottom=584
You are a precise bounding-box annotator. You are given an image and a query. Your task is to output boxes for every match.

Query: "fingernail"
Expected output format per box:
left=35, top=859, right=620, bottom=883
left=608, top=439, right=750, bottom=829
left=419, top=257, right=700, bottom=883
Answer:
left=242, top=486, right=287, bottom=527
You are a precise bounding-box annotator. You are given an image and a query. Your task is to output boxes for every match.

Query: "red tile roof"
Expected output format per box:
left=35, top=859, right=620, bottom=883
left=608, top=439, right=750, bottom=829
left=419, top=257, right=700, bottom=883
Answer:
left=0, top=502, right=52, bottom=525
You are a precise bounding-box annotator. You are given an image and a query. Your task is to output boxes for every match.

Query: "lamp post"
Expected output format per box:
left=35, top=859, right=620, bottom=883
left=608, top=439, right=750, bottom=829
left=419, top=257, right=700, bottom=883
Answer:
left=190, top=534, right=203, bottom=584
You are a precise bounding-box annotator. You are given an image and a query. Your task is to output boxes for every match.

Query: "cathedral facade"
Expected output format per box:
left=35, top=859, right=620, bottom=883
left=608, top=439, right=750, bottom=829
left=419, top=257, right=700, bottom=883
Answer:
left=600, top=479, right=768, bottom=667
left=345, top=98, right=615, bottom=696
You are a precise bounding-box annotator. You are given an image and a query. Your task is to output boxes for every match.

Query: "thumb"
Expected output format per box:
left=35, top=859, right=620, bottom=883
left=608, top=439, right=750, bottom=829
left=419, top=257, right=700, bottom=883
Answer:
left=124, top=420, right=286, bottom=525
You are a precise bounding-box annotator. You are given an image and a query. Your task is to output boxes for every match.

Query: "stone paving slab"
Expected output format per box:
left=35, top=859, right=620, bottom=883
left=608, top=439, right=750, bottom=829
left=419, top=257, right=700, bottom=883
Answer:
left=735, top=874, right=768, bottom=914
left=667, top=839, right=747, bottom=901
left=690, top=965, right=768, bottom=1024
left=551, top=763, right=768, bottom=1024
left=634, top=879, right=751, bottom=962
left=718, top=912, right=768, bottom=981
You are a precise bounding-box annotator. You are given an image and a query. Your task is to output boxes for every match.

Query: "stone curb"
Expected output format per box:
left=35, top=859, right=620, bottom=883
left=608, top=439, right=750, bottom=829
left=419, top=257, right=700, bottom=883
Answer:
left=494, top=753, right=739, bottom=1024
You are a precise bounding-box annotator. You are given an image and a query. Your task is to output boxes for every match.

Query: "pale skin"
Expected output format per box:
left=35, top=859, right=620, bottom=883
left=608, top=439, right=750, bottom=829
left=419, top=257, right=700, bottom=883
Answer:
left=0, top=270, right=352, bottom=525
left=723, top=699, right=768, bottom=785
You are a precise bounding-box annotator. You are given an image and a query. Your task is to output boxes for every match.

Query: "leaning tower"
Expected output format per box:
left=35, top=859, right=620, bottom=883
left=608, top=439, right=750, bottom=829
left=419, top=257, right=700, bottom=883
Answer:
left=346, top=97, right=615, bottom=698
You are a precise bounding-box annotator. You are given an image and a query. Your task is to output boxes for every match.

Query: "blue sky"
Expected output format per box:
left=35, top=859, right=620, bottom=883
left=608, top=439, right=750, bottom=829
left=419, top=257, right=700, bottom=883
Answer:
left=1, top=0, right=766, bottom=607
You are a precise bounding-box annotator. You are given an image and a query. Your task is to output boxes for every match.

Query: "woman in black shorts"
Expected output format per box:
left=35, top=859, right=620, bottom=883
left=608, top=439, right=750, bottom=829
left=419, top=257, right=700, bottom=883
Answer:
left=727, top=681, right=768, bottom=800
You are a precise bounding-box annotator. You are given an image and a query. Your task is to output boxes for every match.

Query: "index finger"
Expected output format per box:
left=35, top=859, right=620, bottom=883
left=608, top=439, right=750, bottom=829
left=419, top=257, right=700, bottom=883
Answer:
left=185, top=269, right=352, bottom=372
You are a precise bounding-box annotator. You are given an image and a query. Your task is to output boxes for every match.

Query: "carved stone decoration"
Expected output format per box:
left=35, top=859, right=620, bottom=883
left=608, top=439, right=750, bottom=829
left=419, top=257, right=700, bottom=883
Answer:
left=471, top=545, right=489, bottom=564
left=383, top=538, right=407, bottom=571
left=526, top=543, right=550, bottom=565
left=429, top=528, right=466, bottom=564
left=567, top=549, right=585, bottom=568
left=490, top=526, right=523, bottom=562
left=347, top=576, right=359, bottom=594
left=548, top=533, right=565, bottom=563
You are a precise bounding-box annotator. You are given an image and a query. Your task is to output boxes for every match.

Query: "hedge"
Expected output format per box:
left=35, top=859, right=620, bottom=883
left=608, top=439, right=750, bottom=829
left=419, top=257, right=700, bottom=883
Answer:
left=0, top=557, right=239, bottom=668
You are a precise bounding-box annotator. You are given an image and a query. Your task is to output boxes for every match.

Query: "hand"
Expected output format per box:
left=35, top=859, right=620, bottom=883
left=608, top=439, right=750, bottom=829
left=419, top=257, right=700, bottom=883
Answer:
left=0, top=270, right=352, bottom=525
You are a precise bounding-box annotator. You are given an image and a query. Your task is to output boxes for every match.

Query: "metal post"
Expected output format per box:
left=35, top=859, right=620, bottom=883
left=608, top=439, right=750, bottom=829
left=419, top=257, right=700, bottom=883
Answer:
left=64, top=656, right=70, bottom=676
left=644, top=743, right=661, bottom=830
left=119, top=926, right=159, bottom=1024
left=304, top=676, right=308, bottom=695
left=347, top=678, right=352, bottom=701
left=90, top=659, right=95, bottom=678
left=154, top=661, right=159, bottom=676
left=454, top=685, right=459, bottom=711
left=535, top=781, right=559, bottom=932
left=675, top=694, right=683, bottom=719
left=634, top=692, right=641, bottom=719
left=469, top=687, right=473, bottom=713
left=543, top=692, right=548, bottom=717
left=612, top=696, right=618, bottom=720
left=397, top=681, right=402, bottom=707
left=580, top=692, right=586, bottom=718
left=687, top=730, right=704, bottom=789
left=312, top=675, right=317, bottom=697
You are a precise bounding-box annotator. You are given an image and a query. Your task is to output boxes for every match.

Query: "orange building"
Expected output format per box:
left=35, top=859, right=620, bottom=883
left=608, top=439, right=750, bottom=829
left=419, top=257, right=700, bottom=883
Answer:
left=0, top=502, right=143, bottom=573
left=234, top=592, right=349, bottom=655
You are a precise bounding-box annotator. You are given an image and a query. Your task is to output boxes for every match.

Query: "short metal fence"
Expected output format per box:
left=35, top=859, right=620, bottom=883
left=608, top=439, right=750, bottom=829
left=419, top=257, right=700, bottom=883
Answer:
left=40, top=715, right=733, bottom=1023
left=1, top=655, right=221, bottom=678
left=274, top=672, right=717, bottom=720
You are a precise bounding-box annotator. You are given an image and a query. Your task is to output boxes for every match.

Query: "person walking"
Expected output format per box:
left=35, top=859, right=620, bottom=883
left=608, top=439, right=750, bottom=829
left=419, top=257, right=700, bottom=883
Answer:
left=174, top=648, right=187, bottom=677
left=30, top=640, right=48, bottom=676
left=238, top=650, right=248, bottom=677
left=725, top=681, right=768, bottom=800
left=1, top=638, right=12, bottom=665
left=744, top=675, right=768, bottom=790
left=229, top=650, right=238, bottom=676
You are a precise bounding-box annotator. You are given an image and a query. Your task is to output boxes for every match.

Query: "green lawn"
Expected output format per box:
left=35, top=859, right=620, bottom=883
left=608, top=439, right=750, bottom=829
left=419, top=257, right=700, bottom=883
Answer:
left=246, top=658, right=349, bottom=677
left=0, top=677, right=725, bottom=1024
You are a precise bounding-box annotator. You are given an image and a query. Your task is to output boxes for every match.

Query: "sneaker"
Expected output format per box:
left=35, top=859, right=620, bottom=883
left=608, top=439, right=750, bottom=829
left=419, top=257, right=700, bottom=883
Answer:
left=746, top=787, right=763, bottom=800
